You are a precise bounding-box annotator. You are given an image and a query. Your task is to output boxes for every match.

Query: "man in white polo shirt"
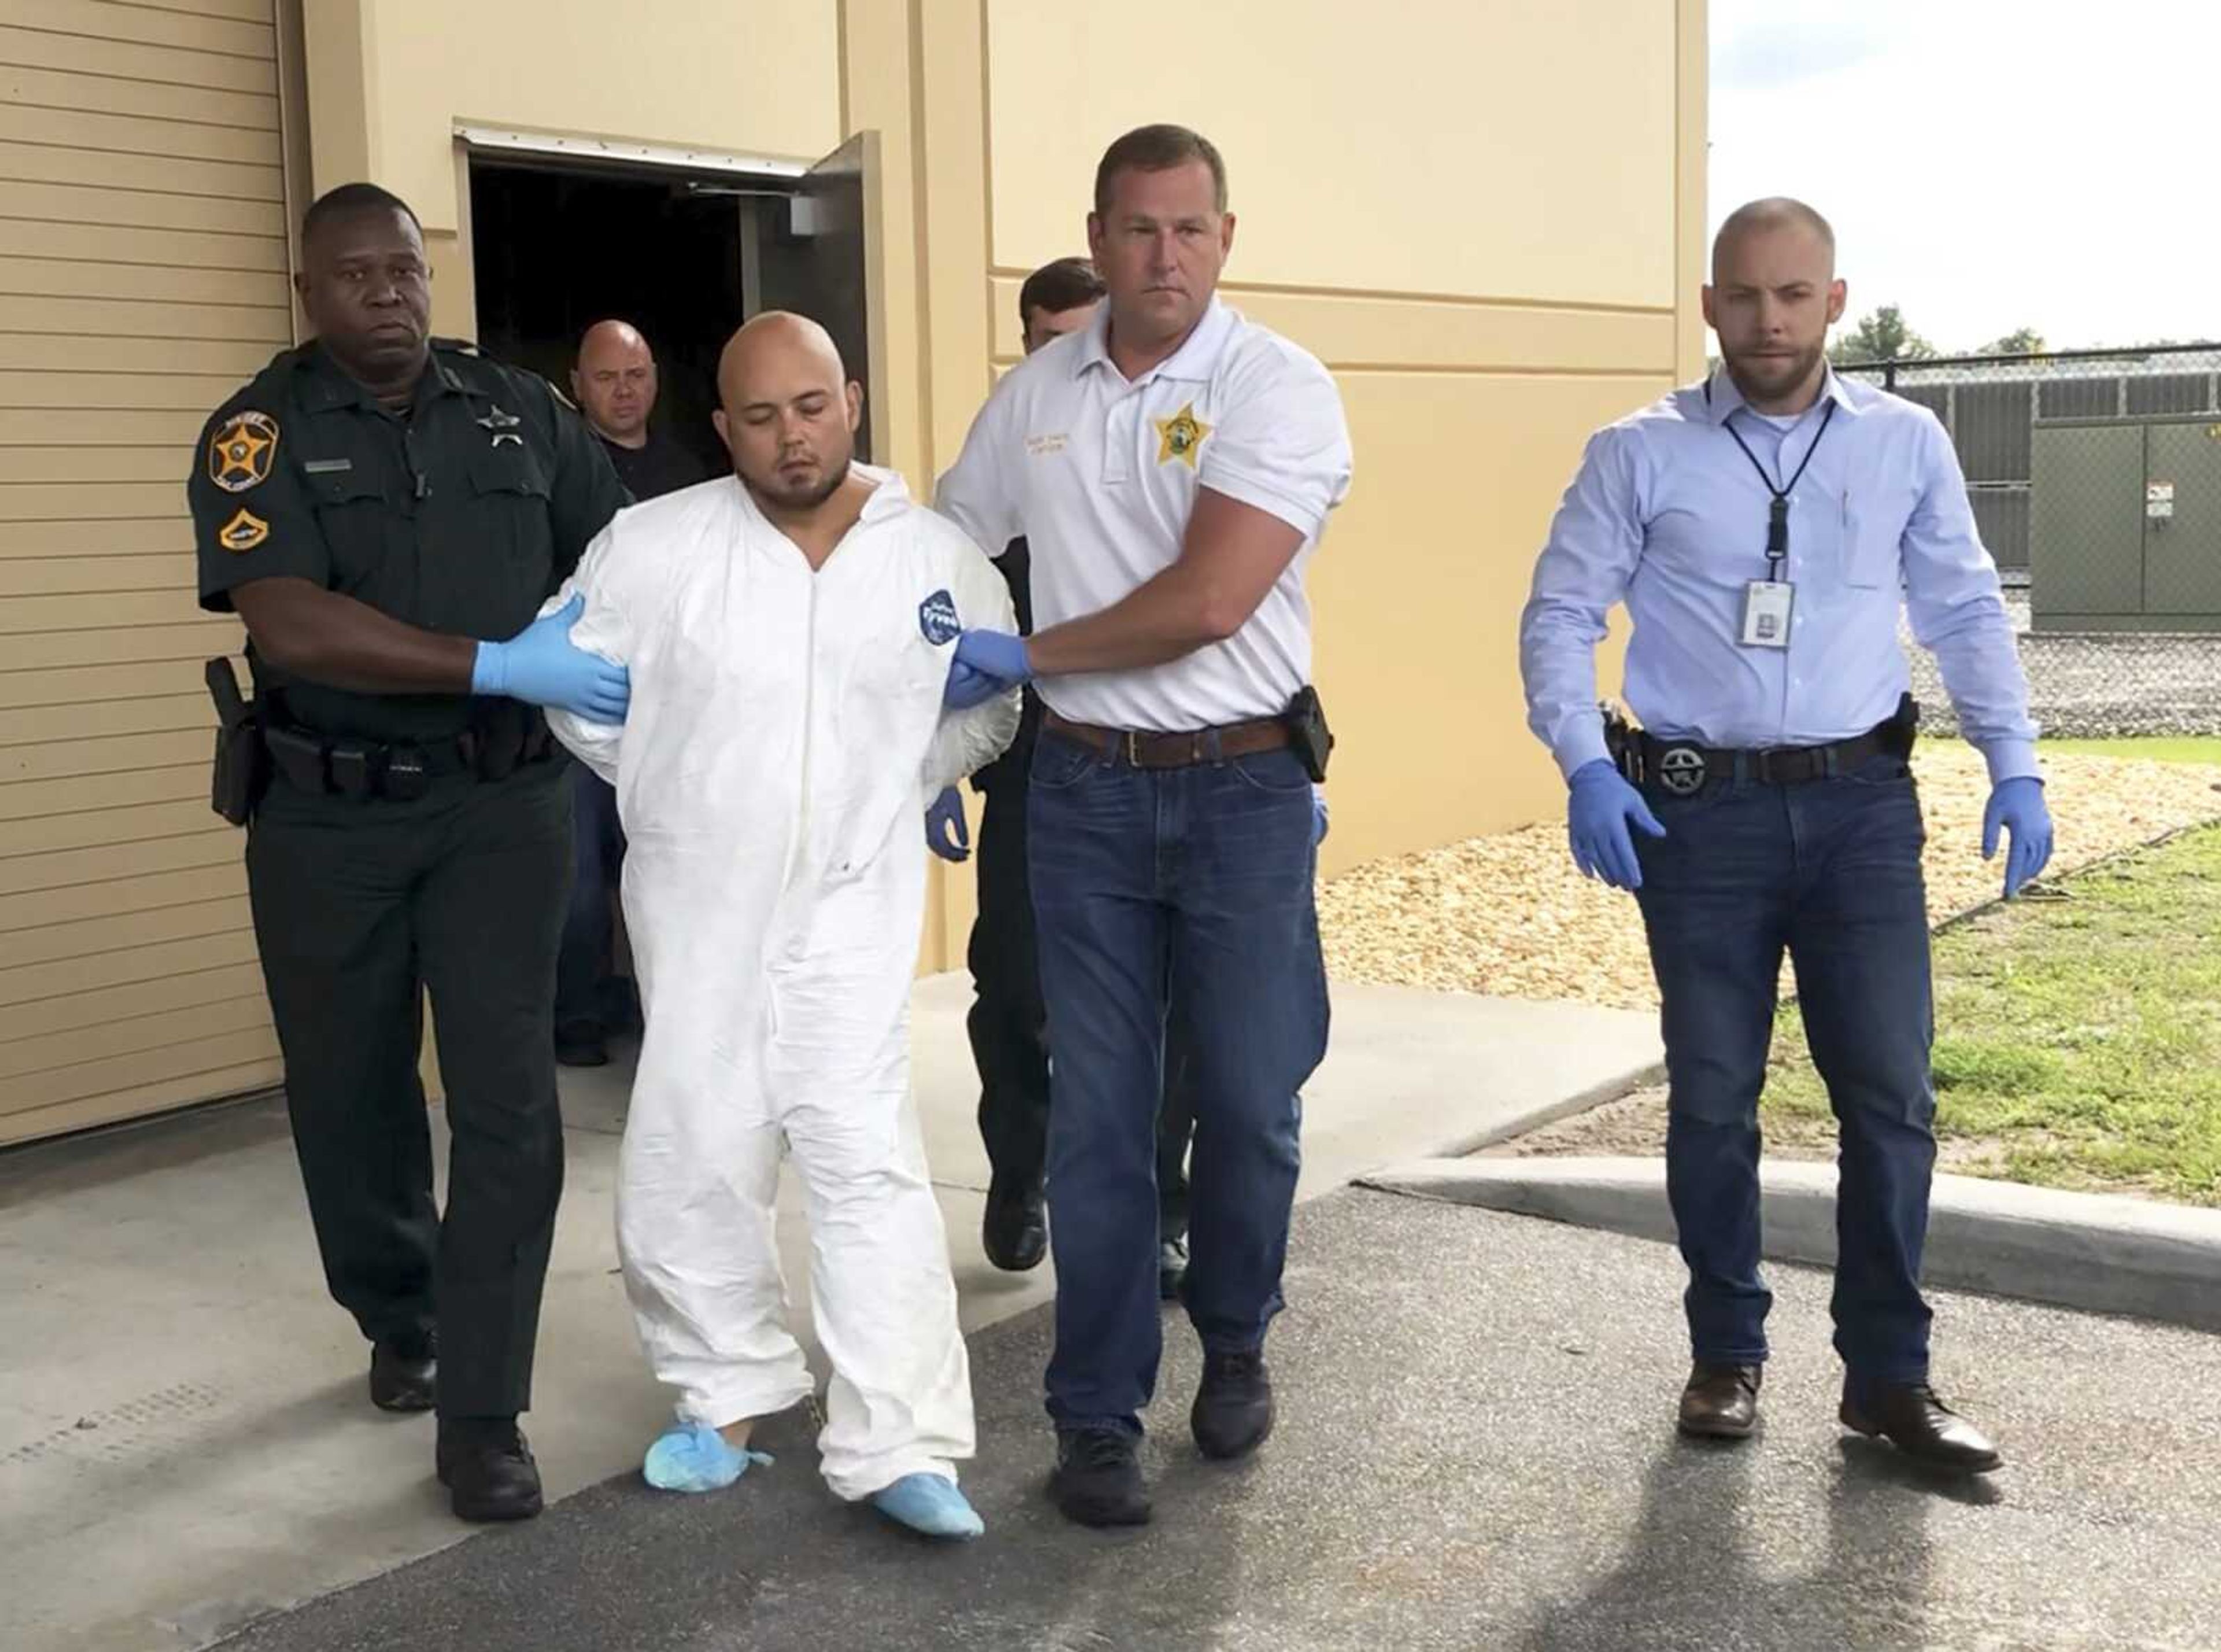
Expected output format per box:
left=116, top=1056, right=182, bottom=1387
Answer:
left=936, top=123, right=1352, bottom=1529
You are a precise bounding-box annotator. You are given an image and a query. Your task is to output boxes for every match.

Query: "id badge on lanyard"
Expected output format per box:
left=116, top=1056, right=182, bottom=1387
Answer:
left=1718, top=392, right=1836, bottom=653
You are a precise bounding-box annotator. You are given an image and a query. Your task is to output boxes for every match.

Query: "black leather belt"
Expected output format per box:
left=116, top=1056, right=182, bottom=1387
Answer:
left=263, top=717, right=554, bottom=801
left=1635, top=699, right=1917, bottom=798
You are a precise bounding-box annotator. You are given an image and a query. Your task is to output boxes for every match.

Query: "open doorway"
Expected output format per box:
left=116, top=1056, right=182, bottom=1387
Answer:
left=466, top=142, right=877, bottom=474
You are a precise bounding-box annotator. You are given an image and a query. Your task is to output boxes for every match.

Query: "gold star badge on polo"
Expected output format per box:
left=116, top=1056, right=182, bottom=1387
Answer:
left=217, top=508, right=269, bottom=553
left=1154, top=403, right=1211, bottom=470
left=209, top=411, right=279, bottom=492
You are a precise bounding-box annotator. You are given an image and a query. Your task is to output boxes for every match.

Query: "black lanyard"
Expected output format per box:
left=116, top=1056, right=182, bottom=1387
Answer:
left=1710, top=388, right=1836, bottom=580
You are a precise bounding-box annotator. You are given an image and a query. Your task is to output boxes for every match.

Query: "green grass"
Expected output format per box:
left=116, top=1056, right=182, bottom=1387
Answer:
left=2041, top=736, right=2221, bottom=766
left=1758, top=822, right=2221, bottom=1205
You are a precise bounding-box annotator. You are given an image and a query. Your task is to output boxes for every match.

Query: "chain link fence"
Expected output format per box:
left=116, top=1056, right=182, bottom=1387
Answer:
left=1838, top=345, right=2221, bottom=738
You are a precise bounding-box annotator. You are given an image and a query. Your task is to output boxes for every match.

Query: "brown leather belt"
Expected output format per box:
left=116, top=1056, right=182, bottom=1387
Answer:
left=1043, top=709, right=1290, bottom=769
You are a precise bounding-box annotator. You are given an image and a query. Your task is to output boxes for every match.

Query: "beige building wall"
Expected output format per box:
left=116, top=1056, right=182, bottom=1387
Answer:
left=304, top=0, right=1708, bottom=976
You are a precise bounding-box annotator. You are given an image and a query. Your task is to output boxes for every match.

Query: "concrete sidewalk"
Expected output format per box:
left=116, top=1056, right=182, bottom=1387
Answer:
left=0, top=977, right=1660, bottom=1652
left=216, top=1193, right=2221, bottom=1652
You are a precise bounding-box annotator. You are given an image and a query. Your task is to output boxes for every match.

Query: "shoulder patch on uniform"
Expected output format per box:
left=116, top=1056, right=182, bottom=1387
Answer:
left=217, top=508, right=269, bottom=554
left=918, top=589, right=961, bottom=646
left=209, top=411, right=279, bottom=492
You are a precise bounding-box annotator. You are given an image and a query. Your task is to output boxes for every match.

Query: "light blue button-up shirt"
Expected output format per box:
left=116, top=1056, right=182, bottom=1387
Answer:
left=1519, top=368, right=2038, bottom=786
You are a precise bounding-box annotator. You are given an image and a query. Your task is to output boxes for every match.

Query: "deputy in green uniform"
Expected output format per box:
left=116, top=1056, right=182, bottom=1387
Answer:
left=187, top=182, right=631, bottom=1522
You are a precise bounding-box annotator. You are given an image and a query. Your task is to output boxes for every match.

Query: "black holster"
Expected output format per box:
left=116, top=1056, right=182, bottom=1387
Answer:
left=1282, top=685, right=1334, bottom=783
left=205, top=657, right=270, bottom=826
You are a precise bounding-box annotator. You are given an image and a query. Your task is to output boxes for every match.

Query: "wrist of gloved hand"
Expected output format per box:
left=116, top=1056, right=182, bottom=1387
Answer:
left=470, top=640, right=506, bottom=697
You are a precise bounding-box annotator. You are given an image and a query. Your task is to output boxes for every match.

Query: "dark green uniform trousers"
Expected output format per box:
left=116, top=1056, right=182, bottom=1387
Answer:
left=246, top=760, right=571, bottom=1419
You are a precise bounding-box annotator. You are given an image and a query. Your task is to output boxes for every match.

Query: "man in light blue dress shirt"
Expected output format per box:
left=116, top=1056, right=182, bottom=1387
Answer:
left=1519, top=198, right=2054, bottom=1474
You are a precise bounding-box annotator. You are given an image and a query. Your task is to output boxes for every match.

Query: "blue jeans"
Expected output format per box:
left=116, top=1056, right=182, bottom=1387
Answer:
left=1028, top=733, right=1329, bottom=1437
left=555, top=764, right=626, bottom=1032
left=1633, top=753, right=1937, bottom=1391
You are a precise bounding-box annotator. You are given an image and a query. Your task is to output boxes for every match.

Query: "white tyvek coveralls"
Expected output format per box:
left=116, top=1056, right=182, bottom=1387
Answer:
left=545, top=466, right=1018, bottom=1499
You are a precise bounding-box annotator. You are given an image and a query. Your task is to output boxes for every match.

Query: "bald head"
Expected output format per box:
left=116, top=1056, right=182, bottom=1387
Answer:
left=713, top=311, right=861, bottom=514
left=571, top=319, right=657, bottom=446
left=1711, top=197, right=1836, bottom=279
left=1702, top=196, right=1846, bottom=415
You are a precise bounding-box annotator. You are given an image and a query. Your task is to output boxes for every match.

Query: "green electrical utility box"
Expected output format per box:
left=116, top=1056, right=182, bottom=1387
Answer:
left=2031, top=414, right=2221, bottom=631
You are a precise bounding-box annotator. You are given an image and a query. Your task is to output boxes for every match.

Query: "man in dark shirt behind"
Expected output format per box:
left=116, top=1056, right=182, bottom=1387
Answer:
left=555, top=320, right=713, bottom=1065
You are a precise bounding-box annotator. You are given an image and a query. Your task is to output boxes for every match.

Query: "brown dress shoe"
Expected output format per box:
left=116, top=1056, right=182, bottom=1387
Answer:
left=1840, top=1382, right=2002, bottom=1474
left=1677, top=1361, right=1762, bottom=1439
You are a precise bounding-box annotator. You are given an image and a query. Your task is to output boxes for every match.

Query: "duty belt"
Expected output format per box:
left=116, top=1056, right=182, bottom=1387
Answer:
left=1042, top=709, right=1291, bottom=769
left=1632, top=700, right=1918, bottom=798
left=263, top=716, right=555, bottom=801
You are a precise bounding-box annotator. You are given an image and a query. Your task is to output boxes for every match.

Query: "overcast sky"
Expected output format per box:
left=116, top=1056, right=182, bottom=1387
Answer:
left=1709, top=0, right=2220, bottom=352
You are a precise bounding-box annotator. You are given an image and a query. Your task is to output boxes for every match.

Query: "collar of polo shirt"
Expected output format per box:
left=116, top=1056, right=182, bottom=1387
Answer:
left=1074, top=297, right=1241, bottom=387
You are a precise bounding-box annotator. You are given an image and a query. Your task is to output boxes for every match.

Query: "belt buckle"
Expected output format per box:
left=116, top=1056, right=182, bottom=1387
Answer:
left=1654, top=744, right=1706, bottom=797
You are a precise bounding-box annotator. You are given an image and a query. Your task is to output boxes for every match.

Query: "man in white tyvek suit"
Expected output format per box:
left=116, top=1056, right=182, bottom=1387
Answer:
left=545, top=312, right=1019, bottom=1542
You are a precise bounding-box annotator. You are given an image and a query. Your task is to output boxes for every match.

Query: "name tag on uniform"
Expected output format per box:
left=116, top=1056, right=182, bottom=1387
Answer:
left=1741, top=580, right=1794, bottom=648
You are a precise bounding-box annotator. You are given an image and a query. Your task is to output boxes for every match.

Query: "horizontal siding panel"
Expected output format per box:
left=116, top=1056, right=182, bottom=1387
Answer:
left=0, top=1023, right=279, bottom=1115
left=0, top=481, right=186, bottom=520
left=0, top=553, right=193, bottom=593
left=0, top=253, right=292, bottom=305
left=0, top=330, right=275, bottom=375
left=0, top=821, right=231, bottom=893
left=0, top=621, right=234, bottom=671
left=0, top=100, right=281, bottom=163
left=0, top=0, right=273, bottom=57
left=0, top=848, right=241, bottom=928
left=0, top=177, right=282, bottom=234
left=0, top=24, right=275, bottom=93
left=0, top=957, right=260, bottom=1042
left=0, top=990, right=267, bottom=1078
left=0, top=913, right=251, bottom=1002
left=0, top=293, right=289, bottom=340
left=0, top=60, right=278, bottom=127
left=0, top=726, right=209, bottom=782
left=0, top=658, right=213, bottom=709
left=0, top=217, right=284, bottom=270
left=0, top=760, right=203, bottom=818
left=0, top=690, right=208, bottom=744
left=0, top=408, right=206, bottom=447
left=105, top=0, right=275, bottom=24
left=0, top=370, right=253, bottom=411
left=0, top=138, right=281, bottom=200
left=0, top=1056, right=279, bottom=1143
left=0, top=516, right=193, bottom=556
left=0, top=888, right=248, bottom=968
left=0, top=444, right=191, bottom=482
left=0, top=584, right=204, bottom=627
left=0, top=795, right=215, bottom=855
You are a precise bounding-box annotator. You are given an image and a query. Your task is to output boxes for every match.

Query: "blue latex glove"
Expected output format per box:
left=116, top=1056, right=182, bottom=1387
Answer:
left=1312, top=788, right=1330, bottom=845
left=1982, top=775, right=2053, bottom=899
left=1567, top=757, right=1666, bottom=891
left=942, top=629, right=1034, bottom=712
left=925, top=786, right=971, bottom=862
left=473, top=594, right=630, bottom=724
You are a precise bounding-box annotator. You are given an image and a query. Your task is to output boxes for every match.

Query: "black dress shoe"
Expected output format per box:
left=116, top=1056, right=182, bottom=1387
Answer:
left=1191, top=1348, right=1274, bottom=1460
left=982, top=1175, right=1047, bottom=1273
left=555, top=1019, right=608, bottom=1068
left=436, top=1418, right=544, bottom=1522
left=1677, top=1361, right=1761, bottom=1439
left=1157, top=1236, right=1189, bottom=1301
left=369, top=1336, right=436, bottom=1413
left=1840, top=1382, right=2002, bottom=1474
left=1050, top=1427, right=1152, bottom=1527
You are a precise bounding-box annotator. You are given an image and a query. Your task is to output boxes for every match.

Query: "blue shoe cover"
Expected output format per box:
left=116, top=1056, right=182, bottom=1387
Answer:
left=870, top=1472, right=984, bottom=1540
left=641, top=1421, right=772, bottom=1493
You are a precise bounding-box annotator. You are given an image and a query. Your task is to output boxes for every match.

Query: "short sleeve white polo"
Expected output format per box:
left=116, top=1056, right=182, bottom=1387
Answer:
left=935, top=298, right=1352, bottom=732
